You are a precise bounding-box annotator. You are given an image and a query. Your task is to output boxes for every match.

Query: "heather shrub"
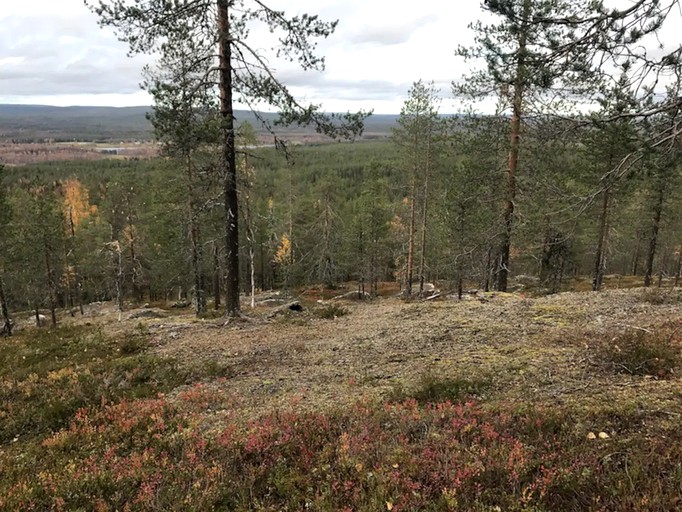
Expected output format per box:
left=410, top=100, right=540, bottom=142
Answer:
left=2, top=325, right=682, bottom=511
left=0, top=325, right=191, bottom=443
left=2, top=386, right=681, bottom=511
left=0, top=395, right=534, bottom=510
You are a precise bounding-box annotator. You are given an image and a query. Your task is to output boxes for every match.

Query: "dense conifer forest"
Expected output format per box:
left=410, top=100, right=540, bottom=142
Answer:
left=1, top=121, right=680, bottom=323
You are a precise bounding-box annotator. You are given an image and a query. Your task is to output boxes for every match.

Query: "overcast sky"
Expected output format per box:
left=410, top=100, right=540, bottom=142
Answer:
left=1, top=1, right=681, bottom=114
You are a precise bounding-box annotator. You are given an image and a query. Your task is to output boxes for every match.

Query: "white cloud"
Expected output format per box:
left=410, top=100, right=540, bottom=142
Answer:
left=348, top=15, right=439, bottom=46
left=1, top=0, right=681, bottom=114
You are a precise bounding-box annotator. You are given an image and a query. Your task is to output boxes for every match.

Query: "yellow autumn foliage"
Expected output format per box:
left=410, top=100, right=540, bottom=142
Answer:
left=274, top=234, right=291, bottom=264
left=63, top=179, right=98, bottom=231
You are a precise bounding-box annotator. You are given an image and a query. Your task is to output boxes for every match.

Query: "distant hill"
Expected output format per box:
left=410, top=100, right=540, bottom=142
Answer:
left=0, top=105, right=153, bottom=142
left=0, top=104, right=398, bottom=143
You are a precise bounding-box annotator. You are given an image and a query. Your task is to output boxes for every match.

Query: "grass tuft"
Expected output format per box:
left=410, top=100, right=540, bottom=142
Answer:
left=313, top=303, right=349, bottom=319
left=592, top=324, right=681, bottom=378
left=389, top=373, right=493, bottom=404
left=639, top=287, right=682, bottom=305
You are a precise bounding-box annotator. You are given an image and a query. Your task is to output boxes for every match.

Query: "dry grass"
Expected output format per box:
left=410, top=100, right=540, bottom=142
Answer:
left=85, top=287, right=676, bottom=425
left=20, top=287, right=680, bottom=427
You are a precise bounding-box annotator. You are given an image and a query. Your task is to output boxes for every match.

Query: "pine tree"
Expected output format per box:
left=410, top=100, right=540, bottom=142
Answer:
left=640, top=111, right=682, bottom=286
left=87, top=0, right=369, bottom=317
left=456, top=0, right=679, bottom=291
left=392, top=81, right=442, bottom=298
left=583, top=75, right=640, bottom=290
left=145, top=40, right=220, bottom=315
left=0, top=165, right=13, bottom=336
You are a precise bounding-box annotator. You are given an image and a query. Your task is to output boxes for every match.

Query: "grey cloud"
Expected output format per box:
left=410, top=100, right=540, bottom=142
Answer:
left=276, top=69, right=403, bottom=97
left=276, top=69, right=451, bottom=104
left=348, top=15, right=438, bottom=46
left=0, top=14, right=148, bottom=97
left=317, top=78, right=453, bottom=103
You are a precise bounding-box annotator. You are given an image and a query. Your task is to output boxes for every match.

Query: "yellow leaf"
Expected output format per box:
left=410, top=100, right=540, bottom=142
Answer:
left=598, top=432, right=610, bottom=439
left=386, top=502, right=393, bottom=511
left=392, top=463, right=399, bottom=469
left=274, top=234, right=291, bottom=264
left=587, top=432, right=597, bottom=440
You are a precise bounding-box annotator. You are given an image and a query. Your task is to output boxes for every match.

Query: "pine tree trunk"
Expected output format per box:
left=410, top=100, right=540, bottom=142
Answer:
left=218, top=0, right=240, bottom=317
left=213, top=242, right=221, bottom=310
left=644, top=181, right=665, bottom=287
left=484, top=246, right=492, bottom=292
left=115, top=245, right=124, bottom=316
left=631, top=244, right=640, bottom=276
left=69, top=207, right=84, bottom=315
left=358, top=225, right=365, bottom=299
left=497, top=0, right=530, bottom=293
left=592, top=187, right=610, bottom=291
left=191, top=219, right=205, bottom=314
left=369, top=216, right=378, bottom=296
left=0, top=276, right=12, bottom=336
left=249, top=239, right=256, bottom=308
left=44, top=242, right=57, bottom=328
left=246, top=198, right=256, bottom=309
left=457, top=202, right=466, bottom=300
left=127, top=222, right=143, bottom=303
left=187, top=154, right=206, bottom=315
left=457, top=251, right=464, bottom=300
left=241, top=155, right=257, bottom=309
left=674, top=244, right=681, bottom=288
left=418, top=143, right=429, bottom=298
left=259, top=238, right=265, bottom=290
left=405, top=186, right=416, bottom=298
left=63, top=241, right=75, bottom=315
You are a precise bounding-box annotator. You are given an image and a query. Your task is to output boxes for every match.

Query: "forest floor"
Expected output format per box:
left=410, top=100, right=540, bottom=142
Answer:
left=62, top=285, right=682, bottom=431
left=4, top=284, right=682, bottom=510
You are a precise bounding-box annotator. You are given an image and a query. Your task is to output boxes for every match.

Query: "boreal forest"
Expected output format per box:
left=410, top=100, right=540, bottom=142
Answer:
left=1, top=1, right=682, bottom=510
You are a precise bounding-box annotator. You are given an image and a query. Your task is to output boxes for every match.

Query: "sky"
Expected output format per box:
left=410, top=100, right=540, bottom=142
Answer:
left=1, top=0, right=681, bottom=114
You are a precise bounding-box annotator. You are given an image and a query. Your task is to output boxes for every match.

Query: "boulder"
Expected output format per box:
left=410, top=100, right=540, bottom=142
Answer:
left=267, top=301, right=304, bottom=318
left=128, top=309, right=167, bottom=320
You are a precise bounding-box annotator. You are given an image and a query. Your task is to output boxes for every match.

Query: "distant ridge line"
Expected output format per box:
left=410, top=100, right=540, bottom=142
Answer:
left=0, top=104, right=399, bottom=143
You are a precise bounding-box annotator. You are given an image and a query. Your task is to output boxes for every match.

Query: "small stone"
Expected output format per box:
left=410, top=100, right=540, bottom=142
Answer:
left=598, top=432, right=610, bottom=439
left=587, top=432, right=597, bottom=440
